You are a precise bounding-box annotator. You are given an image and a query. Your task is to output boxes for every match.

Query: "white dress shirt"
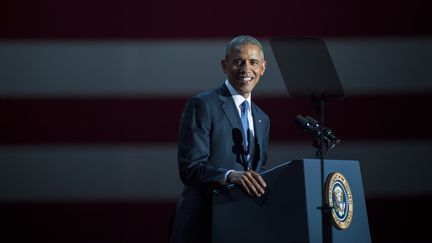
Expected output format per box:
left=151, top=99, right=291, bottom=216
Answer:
left=225, top=80, right=255, bottom=138
left=222, top=80, right=255, bottom=184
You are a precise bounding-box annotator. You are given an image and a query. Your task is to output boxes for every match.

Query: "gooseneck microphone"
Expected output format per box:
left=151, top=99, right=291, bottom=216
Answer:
left=295, top=114, right=340, bottom=150
left=232, top=128, right=248, bottom=170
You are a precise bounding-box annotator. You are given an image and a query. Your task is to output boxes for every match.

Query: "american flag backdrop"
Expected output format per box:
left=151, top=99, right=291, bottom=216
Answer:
left=1, top=0, right=432, bottom=242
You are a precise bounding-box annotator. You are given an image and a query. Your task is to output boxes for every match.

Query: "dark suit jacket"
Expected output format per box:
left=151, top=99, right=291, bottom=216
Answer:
left=170, top=83, right=270, bottom=243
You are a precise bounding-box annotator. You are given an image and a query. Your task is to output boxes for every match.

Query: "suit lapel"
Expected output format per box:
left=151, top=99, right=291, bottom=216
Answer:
left=217, top=85, right=242, bottom=129
left=252, top=104, right=264, bottom=152
left=251, top=103, right=264, bottom=170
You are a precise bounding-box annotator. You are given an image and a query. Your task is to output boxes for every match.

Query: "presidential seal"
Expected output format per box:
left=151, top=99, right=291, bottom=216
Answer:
left=325, top=172, right=353, bottom=230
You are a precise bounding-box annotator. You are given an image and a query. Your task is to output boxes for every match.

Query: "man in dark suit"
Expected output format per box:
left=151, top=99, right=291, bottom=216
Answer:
left=170, top=35, right=270, bottom=243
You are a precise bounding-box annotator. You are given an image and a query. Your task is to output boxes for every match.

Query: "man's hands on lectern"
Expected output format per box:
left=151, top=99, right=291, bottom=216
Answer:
left=227, top=170, right=267, bottom=197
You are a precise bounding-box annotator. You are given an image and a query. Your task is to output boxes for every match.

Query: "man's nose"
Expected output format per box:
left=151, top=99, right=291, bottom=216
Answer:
left=240, top=62, right=251, bottom=72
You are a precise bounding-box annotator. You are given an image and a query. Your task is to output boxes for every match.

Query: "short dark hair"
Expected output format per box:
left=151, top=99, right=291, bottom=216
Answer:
left=225, top=35, right=264, bottom=59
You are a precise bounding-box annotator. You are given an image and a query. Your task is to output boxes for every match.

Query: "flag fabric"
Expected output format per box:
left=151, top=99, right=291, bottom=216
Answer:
left=1, top=0, right=432, bottom=242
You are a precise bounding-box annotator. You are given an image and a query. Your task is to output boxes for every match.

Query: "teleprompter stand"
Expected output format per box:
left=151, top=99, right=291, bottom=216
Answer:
left=269, top=37, right=346, bottom=243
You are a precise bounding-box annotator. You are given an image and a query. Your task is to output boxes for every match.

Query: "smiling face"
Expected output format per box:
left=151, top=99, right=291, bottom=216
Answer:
left=221, top=44, right=266, bottom=98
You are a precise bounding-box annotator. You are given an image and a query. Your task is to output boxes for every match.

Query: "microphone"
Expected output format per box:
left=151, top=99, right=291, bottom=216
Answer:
left=232, top=128, right=248, bottom=170
left=294, top=115, right=340, bottom=148
left=304, top=116, right=340, bottom=146
left=232, top=128, right=244, bottom=145
left=295, top=115, right=317, bottom=133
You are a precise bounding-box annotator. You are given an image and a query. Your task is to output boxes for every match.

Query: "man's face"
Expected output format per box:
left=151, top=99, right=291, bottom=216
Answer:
left=222, top=44, right=266, bottom=98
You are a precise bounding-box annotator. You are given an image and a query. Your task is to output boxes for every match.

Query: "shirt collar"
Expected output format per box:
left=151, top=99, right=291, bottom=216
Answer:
left=225, top=79, right=252, bottom=111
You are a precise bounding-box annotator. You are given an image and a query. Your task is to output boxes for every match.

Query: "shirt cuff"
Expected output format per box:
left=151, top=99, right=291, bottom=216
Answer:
left=221, top=170, right=235, bottom=185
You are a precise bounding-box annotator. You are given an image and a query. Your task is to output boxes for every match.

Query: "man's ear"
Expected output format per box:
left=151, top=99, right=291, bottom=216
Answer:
left=221, top=59, right=227, bottom=74
left=261, top=60, right=267, bottom=75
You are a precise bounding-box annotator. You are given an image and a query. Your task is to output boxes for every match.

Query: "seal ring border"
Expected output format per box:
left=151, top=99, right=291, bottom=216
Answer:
left=325, top=172, right=354, bottom=230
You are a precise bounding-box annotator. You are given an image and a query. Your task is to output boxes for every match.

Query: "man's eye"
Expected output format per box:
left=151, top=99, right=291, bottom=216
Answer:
left=233, top=60, right=243, bottom=65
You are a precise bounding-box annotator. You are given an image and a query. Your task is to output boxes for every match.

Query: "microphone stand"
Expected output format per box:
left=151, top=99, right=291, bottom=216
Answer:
left=311, top=93, right=333, bottom=243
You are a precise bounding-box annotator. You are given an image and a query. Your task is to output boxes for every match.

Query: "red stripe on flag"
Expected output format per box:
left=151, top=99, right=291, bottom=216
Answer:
left=1, top=0, right=431, bottom=39
left=1, top=94, right=431, bottom=144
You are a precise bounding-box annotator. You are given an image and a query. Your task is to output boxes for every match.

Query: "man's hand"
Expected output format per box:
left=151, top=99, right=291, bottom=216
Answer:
left=227, top=170, right=267, bottom=197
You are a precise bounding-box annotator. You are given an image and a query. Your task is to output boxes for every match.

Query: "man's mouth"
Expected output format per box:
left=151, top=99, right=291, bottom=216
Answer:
left=239, top=77, right=253, bottom=83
